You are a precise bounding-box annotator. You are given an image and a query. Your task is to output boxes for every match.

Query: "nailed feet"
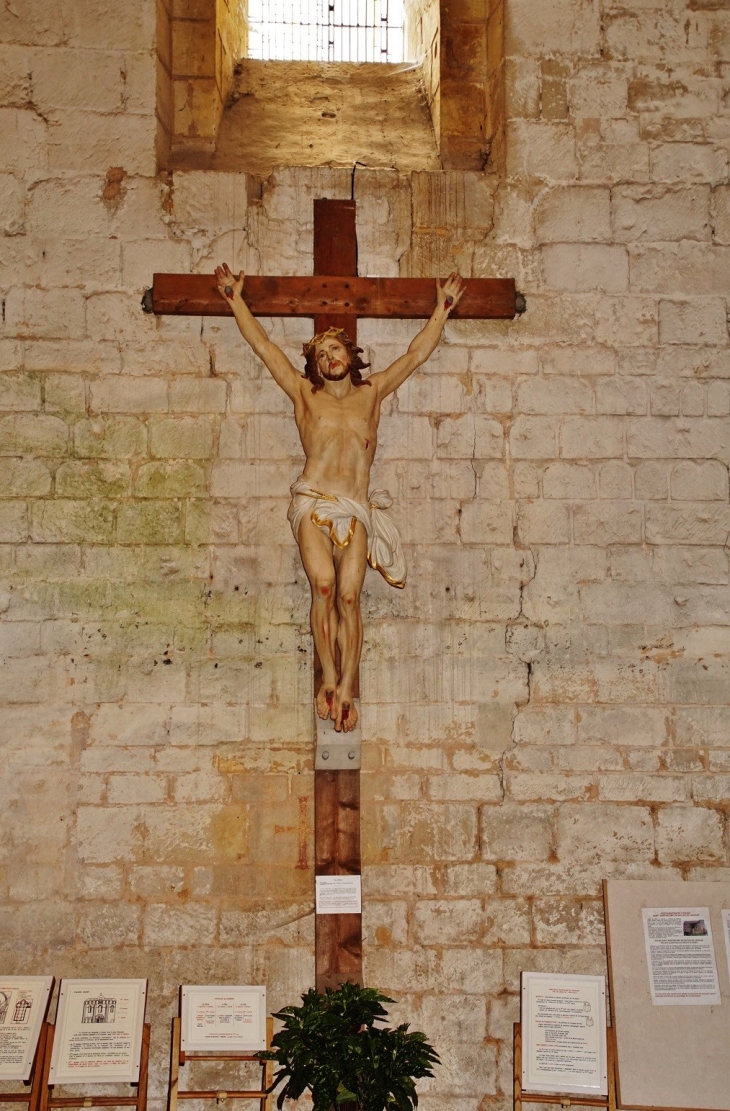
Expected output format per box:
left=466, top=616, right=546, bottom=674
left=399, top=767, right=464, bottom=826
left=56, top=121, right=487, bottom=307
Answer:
left=316, top=683, right=336, bottom=721
left=334, top=687, right=358, bottom=733
left=315, top=684, right=358, bottom=732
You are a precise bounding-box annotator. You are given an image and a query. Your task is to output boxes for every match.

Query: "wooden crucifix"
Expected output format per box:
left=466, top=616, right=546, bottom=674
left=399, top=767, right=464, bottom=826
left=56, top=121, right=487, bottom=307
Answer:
left=144, top=199, right=524, bottom=991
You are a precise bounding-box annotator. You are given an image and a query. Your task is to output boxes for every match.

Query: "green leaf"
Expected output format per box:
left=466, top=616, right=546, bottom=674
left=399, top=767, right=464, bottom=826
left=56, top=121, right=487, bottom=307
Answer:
left=264, top=983, right=439, bottom=1111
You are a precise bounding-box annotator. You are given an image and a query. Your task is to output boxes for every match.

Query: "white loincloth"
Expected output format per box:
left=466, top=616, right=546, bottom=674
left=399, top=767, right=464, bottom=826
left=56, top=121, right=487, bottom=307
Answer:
left=287, top=476, right=406, bottom=588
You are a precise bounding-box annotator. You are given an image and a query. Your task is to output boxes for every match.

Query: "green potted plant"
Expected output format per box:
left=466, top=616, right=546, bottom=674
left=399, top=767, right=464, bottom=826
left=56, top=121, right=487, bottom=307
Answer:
left=263, top=981, right=439, bottom=1111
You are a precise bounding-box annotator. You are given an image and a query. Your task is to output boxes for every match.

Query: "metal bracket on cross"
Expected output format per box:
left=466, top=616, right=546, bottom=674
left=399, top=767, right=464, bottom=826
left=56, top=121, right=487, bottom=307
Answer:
left=315, top=702, right=362, bottom=770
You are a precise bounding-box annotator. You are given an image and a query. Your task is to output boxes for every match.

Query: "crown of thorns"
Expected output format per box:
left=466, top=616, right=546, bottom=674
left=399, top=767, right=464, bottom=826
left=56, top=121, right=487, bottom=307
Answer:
left=302, top=327, right=352, bottom=358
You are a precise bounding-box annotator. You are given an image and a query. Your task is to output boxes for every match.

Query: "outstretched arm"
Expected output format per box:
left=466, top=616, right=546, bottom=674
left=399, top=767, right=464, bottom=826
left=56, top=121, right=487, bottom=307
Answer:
left=215, top=264, right=302, bottom=401
left=370, top=273, right=465, bottom=399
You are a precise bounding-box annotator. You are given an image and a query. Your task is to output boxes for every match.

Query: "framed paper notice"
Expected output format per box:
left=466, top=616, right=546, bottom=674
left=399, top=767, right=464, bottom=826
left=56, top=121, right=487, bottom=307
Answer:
left=521, top=972, right=608, bottom=1097
left=49, top=979, right=147, bottom=1085
left=0, top=976, right=53, bottom=1081
left=180, top=986, right=266, bottom=1053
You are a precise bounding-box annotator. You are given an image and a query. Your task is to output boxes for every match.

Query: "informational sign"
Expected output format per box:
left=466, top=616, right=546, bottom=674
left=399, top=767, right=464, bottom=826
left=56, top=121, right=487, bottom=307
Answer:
left=49, top=979, right=147, bottom=1084
left=315, top=875, right=362, bottom=915
left=180, top=986, right=266, bottom=1052
left=642, top=908, right=721, bottom=1005
left=605, top=879, right=730, bottom=1111
left=521, top=972, right=608, bottom=1097
left=0, top=976, right=53, bottom=1081
left=721, top=910, right=730, bottom=985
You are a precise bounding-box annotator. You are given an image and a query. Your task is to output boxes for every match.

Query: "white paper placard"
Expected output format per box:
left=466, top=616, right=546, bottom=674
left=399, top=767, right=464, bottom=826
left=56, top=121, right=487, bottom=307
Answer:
left=642, top=907, right=721, bottom=1005
left=521, top=972, right=608, bottom=1097
left=49, top=979, right=147, bottom=1084
left=180, top=986, right=266, bottom=1052
left=315, top=875, right=362, bottom=914
left=0, top=976, right=53, bottom=1081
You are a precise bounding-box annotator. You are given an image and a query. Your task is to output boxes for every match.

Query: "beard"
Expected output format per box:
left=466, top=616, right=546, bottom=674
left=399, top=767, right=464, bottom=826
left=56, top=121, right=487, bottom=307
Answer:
left=322, top=363, right=350, bottom=381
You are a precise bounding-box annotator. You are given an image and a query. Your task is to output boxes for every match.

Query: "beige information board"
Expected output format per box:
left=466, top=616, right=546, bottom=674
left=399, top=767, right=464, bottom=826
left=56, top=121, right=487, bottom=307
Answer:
left=604, top=880, right=730, bottom=1111
left=0, top=976, right=53, bottom=1081
left=49, top=978, right=147, bottom=1084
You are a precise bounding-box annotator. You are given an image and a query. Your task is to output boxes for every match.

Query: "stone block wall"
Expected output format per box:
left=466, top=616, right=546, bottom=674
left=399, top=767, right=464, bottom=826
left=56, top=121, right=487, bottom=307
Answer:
left=407, top=0, right=441, bottom=137
left=1, top=1, right=730, bottom=1110
left=157, top=0, right=246, bottom=165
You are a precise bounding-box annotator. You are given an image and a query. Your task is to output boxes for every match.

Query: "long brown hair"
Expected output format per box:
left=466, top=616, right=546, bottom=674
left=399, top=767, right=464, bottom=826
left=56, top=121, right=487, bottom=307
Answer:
left=302, top=328, right=371, bottom=393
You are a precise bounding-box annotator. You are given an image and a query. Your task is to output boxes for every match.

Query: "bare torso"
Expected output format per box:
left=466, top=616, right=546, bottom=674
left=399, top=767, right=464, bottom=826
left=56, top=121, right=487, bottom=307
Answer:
left=214, top=261, right=465, bottom=732
left=294, top=380, right=381, bottom=503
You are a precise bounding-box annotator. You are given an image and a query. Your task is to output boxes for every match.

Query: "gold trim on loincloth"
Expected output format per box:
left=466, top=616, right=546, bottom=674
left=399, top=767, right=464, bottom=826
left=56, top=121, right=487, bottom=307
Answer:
left=311, top=511, right=358, bottom=549
left=367, top=552, right=405, bottom=588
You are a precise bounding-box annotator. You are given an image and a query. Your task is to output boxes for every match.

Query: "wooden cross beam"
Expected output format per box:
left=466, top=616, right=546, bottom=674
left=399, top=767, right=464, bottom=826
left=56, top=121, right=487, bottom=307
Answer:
left=143, top=200, right=525, bottom=992
left=146, top=274, right=524, bottom=321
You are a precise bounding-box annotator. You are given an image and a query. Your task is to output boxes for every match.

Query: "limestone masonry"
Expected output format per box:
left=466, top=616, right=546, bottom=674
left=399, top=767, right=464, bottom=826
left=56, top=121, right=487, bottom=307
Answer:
left=1, top=2, right=730, bottom=1110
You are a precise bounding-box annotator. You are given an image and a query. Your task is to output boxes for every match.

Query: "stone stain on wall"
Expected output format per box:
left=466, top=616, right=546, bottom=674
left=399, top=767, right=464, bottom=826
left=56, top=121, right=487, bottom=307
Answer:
left=2, top=0, right=730, bottom=1109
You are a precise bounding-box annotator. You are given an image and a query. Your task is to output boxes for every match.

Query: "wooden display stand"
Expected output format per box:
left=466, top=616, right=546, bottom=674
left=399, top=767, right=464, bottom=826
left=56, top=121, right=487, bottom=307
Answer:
left=513, top=1024, right=617, bottom=1111
left=37, top=1023, right=150, bottom=1111
left=167, top=1016, right=273, bottom=1111
left=0, top=1021, right=51, bottom=1111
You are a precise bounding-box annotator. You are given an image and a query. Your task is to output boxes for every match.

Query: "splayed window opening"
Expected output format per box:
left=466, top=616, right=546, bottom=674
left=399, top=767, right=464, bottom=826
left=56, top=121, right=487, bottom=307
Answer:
left=247, top=0, right=406, bottom=63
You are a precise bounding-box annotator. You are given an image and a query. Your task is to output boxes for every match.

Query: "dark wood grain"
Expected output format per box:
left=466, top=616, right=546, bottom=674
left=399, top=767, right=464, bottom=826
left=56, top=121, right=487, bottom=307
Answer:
left=314, top=769, right=362, bottom=992
left=150, top=273, right=518, bottom=320
left=313, top=196, right=358, bottom=343
left=312, top=201, right=362, bottom=993
left=313, top=199, right=357, bottom=274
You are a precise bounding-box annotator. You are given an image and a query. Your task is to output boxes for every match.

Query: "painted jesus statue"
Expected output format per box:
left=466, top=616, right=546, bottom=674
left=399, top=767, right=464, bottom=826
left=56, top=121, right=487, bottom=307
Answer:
left=216, top=263, right=465, bottom=733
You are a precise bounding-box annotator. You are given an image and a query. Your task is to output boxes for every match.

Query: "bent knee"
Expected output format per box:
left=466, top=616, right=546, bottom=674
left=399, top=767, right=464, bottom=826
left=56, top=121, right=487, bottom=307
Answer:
left=337, top=587, right=361, bottom=609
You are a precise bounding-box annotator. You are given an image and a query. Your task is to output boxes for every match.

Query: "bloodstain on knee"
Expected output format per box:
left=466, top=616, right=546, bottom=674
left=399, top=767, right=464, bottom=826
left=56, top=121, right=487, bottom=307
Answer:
left=320, top=586, right=329, bottom=595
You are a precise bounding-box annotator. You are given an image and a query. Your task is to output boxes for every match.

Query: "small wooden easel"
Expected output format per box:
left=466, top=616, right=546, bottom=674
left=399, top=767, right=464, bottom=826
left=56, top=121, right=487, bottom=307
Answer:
left=513, top=1024, right=617, bottom=1111
left=37, top=1023, right=150, bottom=1111
left=167, top=1016, right=273, bottom=1111
left=0, top=1021, right=52, bottom=1111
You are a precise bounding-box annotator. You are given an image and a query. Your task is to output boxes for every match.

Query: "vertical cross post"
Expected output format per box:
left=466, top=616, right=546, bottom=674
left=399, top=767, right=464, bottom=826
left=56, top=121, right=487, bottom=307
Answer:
left=143, top=201, right=524, bottom=992
left=312, top=199, right=363, bottom=992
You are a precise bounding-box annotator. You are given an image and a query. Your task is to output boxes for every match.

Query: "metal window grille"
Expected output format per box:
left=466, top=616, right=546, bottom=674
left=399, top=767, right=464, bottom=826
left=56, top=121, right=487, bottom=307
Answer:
left=247, top=0, right=405, bottom=63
